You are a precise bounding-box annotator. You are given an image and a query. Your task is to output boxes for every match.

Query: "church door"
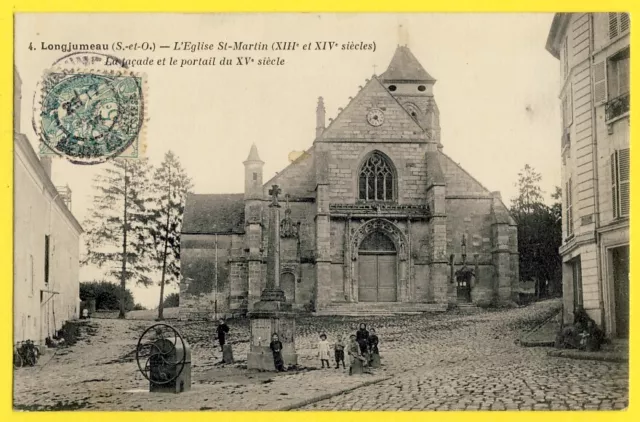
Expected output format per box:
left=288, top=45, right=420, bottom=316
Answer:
left=281, top=272, right=296, bottom=303
left=358, top=232, right=397, bottom=302
left=456, top=273, right=472, bottom=303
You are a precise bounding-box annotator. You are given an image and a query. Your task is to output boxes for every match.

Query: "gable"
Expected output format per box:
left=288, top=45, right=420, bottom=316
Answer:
left=320, top=77, right=427, bottom=142
left=263, top=146, right=316, bottom=199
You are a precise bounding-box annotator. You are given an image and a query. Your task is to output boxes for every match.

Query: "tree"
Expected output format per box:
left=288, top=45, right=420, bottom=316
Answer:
left=511, top=164, right=544, bottom=215
left=163, top=292, right=180, bottom=308
left=148, top=151, right=193, bottom=320
left=510, top=165, right=562, bottom=299
left=82, top=158, right=155, bottom=319
left=80, top=281, right=135, bottom=311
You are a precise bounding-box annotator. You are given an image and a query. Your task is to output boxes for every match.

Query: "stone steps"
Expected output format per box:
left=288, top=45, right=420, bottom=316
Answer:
left=313, top=302, right=448, bottom=316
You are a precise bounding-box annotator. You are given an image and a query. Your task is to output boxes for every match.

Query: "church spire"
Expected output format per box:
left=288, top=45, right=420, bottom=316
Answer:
left=380, top=45, right=436, bottom=83
left=245, top=143, right=263, bottom=163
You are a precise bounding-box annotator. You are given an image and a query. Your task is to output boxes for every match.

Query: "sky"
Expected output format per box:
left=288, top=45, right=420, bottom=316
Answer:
left=15, top=13, right=562, bottom=309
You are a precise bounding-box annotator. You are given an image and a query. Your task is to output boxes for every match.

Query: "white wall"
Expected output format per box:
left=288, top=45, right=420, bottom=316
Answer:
left=13, top=134, right=82, bottom=345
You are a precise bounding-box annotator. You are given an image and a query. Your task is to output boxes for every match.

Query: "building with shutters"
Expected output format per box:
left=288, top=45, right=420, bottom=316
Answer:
left=546, top=13, right=630, bottom=338
left=13, top=68, right=83, bottom=345
left=179, top=46, right=519, bottom=319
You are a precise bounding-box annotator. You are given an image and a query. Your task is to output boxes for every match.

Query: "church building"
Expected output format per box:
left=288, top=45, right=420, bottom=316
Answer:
left=179, top=46, right=519, bottom=319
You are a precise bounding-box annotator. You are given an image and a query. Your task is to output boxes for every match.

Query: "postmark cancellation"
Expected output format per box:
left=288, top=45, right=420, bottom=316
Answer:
left=34, top=64, right=148, bottom=164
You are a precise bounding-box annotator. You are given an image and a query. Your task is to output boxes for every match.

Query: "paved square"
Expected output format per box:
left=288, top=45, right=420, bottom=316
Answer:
left=13, top=299, right=628, bottom=411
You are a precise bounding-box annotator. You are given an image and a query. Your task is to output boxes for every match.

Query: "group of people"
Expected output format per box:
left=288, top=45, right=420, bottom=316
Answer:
left=317, top=323, right=380, bottom=375
left=215, top=319, right=381, bottom=375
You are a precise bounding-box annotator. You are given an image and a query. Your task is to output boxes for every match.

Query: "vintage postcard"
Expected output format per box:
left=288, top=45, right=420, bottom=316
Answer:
left=11, top=12, right=630, bottom=412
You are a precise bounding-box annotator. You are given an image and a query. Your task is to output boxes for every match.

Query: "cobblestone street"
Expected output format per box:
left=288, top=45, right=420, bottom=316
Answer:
left=13, top=299, right=628, bottom=411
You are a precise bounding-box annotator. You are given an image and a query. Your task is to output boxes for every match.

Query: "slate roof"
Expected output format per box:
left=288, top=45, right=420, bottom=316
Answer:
left=245, top=143, right=263, bottom=162
left=181, top=193, right=245, bottom=234
left=380, top=46, right=436, bottom=82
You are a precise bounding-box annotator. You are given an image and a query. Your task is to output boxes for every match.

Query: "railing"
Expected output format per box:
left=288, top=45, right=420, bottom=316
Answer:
left=605, top=92, right=630, bottom=122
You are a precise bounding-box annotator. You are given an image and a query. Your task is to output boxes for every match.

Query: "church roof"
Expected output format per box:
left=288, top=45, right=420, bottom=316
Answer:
left=380, top=46, right=436, bottom=82
left=182, top=193, right=245, bottom=234
left=245, top=143, right=263, bottom=163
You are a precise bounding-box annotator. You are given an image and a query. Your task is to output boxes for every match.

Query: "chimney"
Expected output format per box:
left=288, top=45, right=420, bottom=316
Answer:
left=41, top=156, right=53, bottom=180
left=14, top=66, right=22, bottom=134
left=316, top=97, right=326, bottom=139
left=490, top=191, right=502, bottom=201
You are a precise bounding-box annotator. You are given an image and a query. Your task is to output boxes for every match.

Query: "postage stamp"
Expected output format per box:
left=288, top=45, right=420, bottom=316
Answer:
left=33, top=55, right=147, bottom=164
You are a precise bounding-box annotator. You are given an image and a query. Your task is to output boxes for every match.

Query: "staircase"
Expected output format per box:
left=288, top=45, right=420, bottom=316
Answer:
left=313, top=302, right=448, bottom=316
left=455, top=302, right=483, bottom=314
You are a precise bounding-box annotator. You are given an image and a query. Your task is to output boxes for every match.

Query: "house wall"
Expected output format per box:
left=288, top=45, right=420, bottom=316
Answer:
left=554, top=12, right=630, bottom=334
left=13, top=134, right=82, bottom=345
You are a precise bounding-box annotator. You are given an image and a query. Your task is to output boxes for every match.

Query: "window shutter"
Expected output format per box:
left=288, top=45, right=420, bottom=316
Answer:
left=620, top=13, right=630, bottom=34
left=609, top=12, right=619, bottom=39
left=611, top=152, right=618, bottom=218
left=593, top=61, right=607, bottom=103
left=619, top=148, right=630, bottom=216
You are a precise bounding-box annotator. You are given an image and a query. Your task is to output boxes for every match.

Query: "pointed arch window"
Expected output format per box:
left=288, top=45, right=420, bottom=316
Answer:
left=358, top=151, right=395, bottom=201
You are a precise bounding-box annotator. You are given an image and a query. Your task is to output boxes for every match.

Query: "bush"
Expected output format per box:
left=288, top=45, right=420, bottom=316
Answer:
left=80, top=281, right=135, bottom=311
left=132, top=303, right=147, bottom=311
left=163, top=292, right=180, bottom=308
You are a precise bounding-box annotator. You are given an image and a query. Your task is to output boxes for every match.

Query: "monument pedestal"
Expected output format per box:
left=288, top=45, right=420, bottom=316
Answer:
left=247, top=290, right=298, bottom=371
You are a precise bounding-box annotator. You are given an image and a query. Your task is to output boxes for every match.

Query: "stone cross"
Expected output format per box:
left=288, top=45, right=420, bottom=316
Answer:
left=269, top=185, right=282, bottom=207
left=284, top=193, right=290, bottom=209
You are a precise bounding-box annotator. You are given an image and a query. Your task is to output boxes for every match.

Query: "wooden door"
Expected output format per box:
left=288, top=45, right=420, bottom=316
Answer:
left=377, top=255, right=397, bottom=302
left=612, top=246, right=629, bottom=338
left=358, top=255, right=378, bottom=302
left=456, top=274, right=471, bottom=303
left=358, top=254, right=397, bottom=302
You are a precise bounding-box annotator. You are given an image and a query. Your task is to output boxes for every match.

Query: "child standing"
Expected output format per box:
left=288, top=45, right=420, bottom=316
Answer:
left=318, top=333, right=331, bottom=368
left=334, top=334, right=346, bottom=369
left=270, top=333, right=286, bottom=372
left=347, top=334, right=365, bottom=375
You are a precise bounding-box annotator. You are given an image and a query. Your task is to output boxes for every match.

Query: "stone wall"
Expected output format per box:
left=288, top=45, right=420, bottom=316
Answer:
left=316, top=142, right=430, bottom=204
left=179, top=234, right=246, bottom=320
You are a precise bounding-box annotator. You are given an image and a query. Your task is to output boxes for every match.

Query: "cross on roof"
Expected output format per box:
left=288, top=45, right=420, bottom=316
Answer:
left=269, top=185, right=282, bottom=206
left=372, top=64, right=378, bottom=75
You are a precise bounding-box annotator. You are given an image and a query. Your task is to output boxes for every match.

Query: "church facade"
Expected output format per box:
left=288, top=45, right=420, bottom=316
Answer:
left=179, top=46, right=519, bottom=320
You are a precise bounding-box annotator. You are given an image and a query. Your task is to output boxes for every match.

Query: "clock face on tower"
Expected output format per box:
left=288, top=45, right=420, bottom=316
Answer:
left=366, top=108, right=385, bottom=127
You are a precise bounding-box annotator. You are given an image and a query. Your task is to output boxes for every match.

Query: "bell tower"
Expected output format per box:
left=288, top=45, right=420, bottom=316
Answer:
left=244, top=143, right=264, bottom=200
left=380, top=45, right=442, bottom=149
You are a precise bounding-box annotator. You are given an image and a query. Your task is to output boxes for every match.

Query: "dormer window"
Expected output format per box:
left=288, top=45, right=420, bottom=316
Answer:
left=358, top=151, right=396, bottom=202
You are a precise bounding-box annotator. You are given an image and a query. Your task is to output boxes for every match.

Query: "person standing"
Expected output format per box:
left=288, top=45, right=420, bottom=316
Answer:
left=216, top=318, right=229, bottom=353
left=334, top=334, right=346, bottom=369
left=270, top=333, right=286, bottom=372
left=356, top=323, right=370, bottom=358
left=317, top=333, right=331, bottom=368
left=347, top=334, right=365, bottom=375
left=368, top=327, right=380, bottom=368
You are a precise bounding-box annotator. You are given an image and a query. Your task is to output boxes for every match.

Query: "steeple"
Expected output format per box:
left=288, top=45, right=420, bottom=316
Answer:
left=316, top=97, right=326, bottom=139
left=244, top=143, right=264, bottom=200
left=379, top=46, right=441, bottom=149
left=244, top=143, right=263, bottom=164
left=380, top=46, right=436, bottom=84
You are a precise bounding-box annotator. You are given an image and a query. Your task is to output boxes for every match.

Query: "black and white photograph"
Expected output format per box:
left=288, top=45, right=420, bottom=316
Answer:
left=12, top=13, right=629, bottom=411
